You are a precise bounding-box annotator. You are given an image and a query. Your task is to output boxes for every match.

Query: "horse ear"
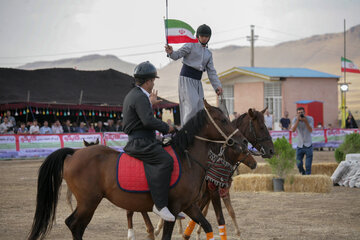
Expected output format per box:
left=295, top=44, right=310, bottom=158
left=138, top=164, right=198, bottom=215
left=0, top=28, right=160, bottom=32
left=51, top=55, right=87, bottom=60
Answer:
left=203, top=99, right=210, bottom=108
left=95, top=138, right=99, bottom=145
left=261, top=106, right=268, bottom=114
left=248, top=108, right=256, bottom=119
left=83, top=139, right=89, bottom=147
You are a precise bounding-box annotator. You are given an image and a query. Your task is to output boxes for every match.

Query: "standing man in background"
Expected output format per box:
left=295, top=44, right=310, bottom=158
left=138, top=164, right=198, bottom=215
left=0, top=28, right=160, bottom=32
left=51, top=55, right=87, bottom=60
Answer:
left=264, top=110, right=273, bottom=130
left=165, top=24, right=222, bottom=126
left=292, top=107, right=314, bottom=175
left=280, top=111, right=291, bottom=130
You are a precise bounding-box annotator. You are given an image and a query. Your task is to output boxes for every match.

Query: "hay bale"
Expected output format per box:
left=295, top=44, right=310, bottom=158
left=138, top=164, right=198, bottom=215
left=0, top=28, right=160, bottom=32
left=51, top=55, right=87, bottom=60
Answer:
left=236, top=163, right=272, bottom=175
left=311, top=163, right=338, bottom=176
left=284, top=175, right=332, bottom=193
left=232, top=174, right=274, bottom=192
left=232, top=174, right=332, bottom=193
left=237, top=162, right=338, bottom=177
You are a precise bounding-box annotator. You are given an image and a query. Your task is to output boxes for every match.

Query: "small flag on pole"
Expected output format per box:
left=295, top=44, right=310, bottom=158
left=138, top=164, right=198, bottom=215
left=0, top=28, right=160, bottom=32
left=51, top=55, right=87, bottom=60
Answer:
left=341, top=57, right=360, bottom=74
left=165, top=19, right=198, bottom=44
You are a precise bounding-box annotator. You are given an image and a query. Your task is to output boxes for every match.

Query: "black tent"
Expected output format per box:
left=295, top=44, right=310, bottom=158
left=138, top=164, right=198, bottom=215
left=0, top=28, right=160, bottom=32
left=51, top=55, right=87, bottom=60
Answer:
left=0, top=68, right=179, bottom=124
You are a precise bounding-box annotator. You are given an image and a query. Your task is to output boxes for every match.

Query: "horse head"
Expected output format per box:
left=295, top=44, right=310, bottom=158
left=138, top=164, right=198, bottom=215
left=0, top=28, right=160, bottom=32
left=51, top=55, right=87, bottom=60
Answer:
left=234, top=107, right=274, bottom=158
left=202, top=100, right=250, bottom=167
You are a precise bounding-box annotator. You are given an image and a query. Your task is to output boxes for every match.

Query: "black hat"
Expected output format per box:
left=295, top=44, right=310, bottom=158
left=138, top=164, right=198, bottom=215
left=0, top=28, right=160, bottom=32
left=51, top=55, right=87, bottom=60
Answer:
left=133, top=61, right=159, bottom=79
left=196, top=24, right=212, bottom=38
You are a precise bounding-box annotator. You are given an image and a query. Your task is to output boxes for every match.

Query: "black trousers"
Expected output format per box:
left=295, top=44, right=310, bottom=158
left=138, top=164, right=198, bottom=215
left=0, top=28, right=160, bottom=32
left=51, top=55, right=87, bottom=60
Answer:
left=124, top=137, right=173, bottom=209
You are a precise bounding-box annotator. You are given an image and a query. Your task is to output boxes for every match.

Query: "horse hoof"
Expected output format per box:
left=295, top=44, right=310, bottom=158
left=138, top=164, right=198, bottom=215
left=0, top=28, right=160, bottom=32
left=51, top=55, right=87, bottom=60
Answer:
left=236, top=230, right=242, bottom=237
left=182, top=234, right=190, bottom=240
left=127, top=228, right=135, bottom=240
left=154, top=229, right=161, bottom=236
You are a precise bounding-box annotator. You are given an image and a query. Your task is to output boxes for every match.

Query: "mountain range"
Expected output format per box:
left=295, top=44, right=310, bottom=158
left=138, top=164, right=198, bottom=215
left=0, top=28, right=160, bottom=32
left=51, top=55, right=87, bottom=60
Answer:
left=18, top=24, right=360, bottom=118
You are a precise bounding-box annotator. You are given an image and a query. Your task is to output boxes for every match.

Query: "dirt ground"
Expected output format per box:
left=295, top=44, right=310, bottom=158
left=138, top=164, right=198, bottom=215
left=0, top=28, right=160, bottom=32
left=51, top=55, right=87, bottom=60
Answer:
left=1, top=151, right=360, bottom=240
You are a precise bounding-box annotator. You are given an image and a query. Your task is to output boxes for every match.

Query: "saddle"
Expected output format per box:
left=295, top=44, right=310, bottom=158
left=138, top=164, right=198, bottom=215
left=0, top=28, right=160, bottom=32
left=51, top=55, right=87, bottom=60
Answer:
left=116, top=145, right=181, bottom=192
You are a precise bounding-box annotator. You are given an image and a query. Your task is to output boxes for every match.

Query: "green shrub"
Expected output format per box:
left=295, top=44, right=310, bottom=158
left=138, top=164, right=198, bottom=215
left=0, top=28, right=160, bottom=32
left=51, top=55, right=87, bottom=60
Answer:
left=335, top=133, right=360, bottom=163
left=265, top=137, right=296, bottom=179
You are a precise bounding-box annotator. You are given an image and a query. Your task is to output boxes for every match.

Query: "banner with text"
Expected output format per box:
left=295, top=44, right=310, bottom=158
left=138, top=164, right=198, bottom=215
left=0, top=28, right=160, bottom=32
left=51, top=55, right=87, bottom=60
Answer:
left=0, top=129, right=358, bottom=159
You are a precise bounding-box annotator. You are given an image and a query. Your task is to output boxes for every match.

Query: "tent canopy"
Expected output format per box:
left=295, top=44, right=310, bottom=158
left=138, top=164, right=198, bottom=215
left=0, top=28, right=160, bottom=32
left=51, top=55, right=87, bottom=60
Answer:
left=0, top=68, right=178, bottom=111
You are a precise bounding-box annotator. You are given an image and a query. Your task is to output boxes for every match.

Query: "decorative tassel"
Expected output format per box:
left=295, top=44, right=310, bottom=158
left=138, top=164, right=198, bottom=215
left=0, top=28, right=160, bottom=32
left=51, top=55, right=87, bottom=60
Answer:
left=183, top=220, right=196, bottom=237
left=219, top=225, right=227, bottom=240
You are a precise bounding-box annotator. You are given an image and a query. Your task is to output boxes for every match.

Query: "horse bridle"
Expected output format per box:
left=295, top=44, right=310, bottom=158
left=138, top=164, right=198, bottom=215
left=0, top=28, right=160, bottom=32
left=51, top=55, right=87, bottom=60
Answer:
left=194, top=106, right=240, bottom=149
left=249, top=119, right=272, bottom=156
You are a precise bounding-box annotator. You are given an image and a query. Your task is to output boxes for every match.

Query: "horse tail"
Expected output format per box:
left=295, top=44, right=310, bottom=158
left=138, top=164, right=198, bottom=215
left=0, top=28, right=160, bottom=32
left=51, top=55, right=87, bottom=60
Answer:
left=28, top=148, right=75, bottom=240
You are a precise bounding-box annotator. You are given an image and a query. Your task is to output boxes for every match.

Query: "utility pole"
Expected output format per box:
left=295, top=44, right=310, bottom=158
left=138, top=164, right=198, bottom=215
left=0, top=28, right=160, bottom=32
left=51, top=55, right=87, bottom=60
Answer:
left=247, top=25, right=258, bottom=67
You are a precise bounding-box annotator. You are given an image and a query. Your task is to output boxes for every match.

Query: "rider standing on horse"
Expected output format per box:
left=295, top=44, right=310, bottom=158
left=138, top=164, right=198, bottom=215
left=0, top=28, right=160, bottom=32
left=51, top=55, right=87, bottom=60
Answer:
left=122, top=61, right=179, bottom=222
left=165, top=24, right=223, bottom=126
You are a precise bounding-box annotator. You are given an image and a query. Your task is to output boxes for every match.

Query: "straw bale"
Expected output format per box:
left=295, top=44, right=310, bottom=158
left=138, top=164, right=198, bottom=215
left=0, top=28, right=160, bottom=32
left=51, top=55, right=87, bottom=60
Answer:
left=284, top=175, right=332, bottom=193
left=310, top=163, right=338, bottom=176
left=236, top=163, right=272, bottom=175
left=232, top=174, right=273, bottom=192
left=236, top=162, right=338, bottom=177
left=232, top=174, right=332, bottom=193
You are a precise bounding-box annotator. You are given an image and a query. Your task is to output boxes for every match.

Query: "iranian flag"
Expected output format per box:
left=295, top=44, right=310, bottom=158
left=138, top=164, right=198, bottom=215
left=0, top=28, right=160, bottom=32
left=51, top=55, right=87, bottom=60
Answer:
left=341, top=57, right=360, bottom=73
left=165, top=19, right=198, bottom=44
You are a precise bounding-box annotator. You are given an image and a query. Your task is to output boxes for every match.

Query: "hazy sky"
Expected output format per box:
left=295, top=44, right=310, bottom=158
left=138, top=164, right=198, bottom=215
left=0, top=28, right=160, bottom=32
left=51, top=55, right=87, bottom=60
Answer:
left=0, top=0, right=359, bottom=68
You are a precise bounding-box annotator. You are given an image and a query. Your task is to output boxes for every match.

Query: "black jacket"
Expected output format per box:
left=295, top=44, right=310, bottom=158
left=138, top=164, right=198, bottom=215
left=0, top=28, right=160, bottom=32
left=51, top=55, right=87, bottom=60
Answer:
left=122, top=86, right=169, bottom=135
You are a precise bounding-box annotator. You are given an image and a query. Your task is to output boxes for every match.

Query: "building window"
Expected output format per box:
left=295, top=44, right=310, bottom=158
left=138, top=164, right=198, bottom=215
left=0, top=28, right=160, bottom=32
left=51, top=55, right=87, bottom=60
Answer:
left=264, top=82, right=282, bottom=122
left=223, top=85, right=234, bottom=115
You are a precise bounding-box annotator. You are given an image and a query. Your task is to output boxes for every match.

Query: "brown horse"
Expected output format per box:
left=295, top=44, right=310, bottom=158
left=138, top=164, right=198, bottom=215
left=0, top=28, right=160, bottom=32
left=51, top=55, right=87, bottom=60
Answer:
left=28, top=101, right=250, bottom=240
left=127, top=108, right=274, bottom=240
left=185, top=107, right=275, bottom=239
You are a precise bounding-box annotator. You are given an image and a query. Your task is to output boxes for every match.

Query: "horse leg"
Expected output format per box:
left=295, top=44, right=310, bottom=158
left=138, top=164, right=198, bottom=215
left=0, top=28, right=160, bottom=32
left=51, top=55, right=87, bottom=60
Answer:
left=126, top=210, right=135, bottom=240
left=177, top=219, right=183, bottom=235
left=183, top=204, right=214, bottom=240
left=65, top=197, right=101, bottom=240
left=161, top=220, right=176, bottom=240
left=211, top=190, right=227, bottom=240
left=141, top=212, right=155, bottom=240
left=154, top=218, right=164, bottom=236
left=222, top=193, right=241, bottom=237
left=195, top=200, right=210, bottom=240
left=183, top=191, right=211, bottom=240
left=66, top=187, right=74, bottom=212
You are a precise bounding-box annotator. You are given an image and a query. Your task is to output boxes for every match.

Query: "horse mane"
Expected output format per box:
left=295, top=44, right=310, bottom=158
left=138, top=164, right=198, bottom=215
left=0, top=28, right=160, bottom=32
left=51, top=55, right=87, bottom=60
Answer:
left=171, top=109, right=208, bottom=158
left=232, top=112, right=248, bottom=126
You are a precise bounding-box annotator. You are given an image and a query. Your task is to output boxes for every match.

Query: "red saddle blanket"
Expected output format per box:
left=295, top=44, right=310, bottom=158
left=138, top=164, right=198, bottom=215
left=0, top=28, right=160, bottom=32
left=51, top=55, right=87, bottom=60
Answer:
left=117, top=146, right=181, bottom=192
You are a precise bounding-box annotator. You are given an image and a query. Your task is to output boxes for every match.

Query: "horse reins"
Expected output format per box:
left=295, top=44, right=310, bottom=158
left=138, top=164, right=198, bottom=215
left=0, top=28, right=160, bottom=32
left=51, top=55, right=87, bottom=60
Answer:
left=194, top=106, right=240, bottom=149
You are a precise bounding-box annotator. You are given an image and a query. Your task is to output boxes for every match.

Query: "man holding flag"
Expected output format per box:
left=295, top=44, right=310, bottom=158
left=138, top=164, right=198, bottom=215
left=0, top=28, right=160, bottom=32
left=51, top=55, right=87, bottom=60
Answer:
left=164, top=20, right=223, bottom=126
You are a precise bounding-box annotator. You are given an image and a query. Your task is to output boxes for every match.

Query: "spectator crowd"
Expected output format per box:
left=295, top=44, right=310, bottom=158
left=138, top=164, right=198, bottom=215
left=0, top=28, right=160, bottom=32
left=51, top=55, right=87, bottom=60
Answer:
left=0, top=111, right=123, bottom=134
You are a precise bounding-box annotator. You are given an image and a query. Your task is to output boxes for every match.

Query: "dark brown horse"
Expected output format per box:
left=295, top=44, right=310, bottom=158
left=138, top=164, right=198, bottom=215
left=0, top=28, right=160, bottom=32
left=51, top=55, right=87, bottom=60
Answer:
left=185, top=108, right=274, bottom=239
left=28, top=101, right=250, bottom=240
left=127, top=108, right=274, bottom=240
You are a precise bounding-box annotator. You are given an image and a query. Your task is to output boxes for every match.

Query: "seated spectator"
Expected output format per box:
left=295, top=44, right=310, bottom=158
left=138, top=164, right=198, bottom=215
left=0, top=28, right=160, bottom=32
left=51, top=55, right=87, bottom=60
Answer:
left=40, top=121, right=53, bottom=134
left=115, top=120, right=123, bottom=132
left=17, top=122, right=29, bottom=134
left=77, top=122, right=87, bottom=133
left=29, top=120, right=40, bottom=134
left=95, top=121, right=106, bottom=132
left=0, top=117, right=14, bottom=134
left=6, top=110, right=16, bottom=127
left=63, top=119, right=76, bottom=133
left=72, top=122, right=79, bottom=133
left=52, top=120, right=64, bottom=134
left=88, top=122, right=96, bottom=133
left=316, top=122, right=324, bottom=129
left=327, top=123, right=333, bottom=129
left=280, top=111, right=291, bottom=130
left=106, top=119, right=116, bottom=132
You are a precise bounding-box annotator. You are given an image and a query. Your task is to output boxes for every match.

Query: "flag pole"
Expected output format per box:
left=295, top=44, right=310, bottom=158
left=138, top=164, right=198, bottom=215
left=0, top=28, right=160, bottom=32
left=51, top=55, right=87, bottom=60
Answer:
left=341, top=19, right=347, bottom=128
left=164, top=0, right=169, bottom=45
